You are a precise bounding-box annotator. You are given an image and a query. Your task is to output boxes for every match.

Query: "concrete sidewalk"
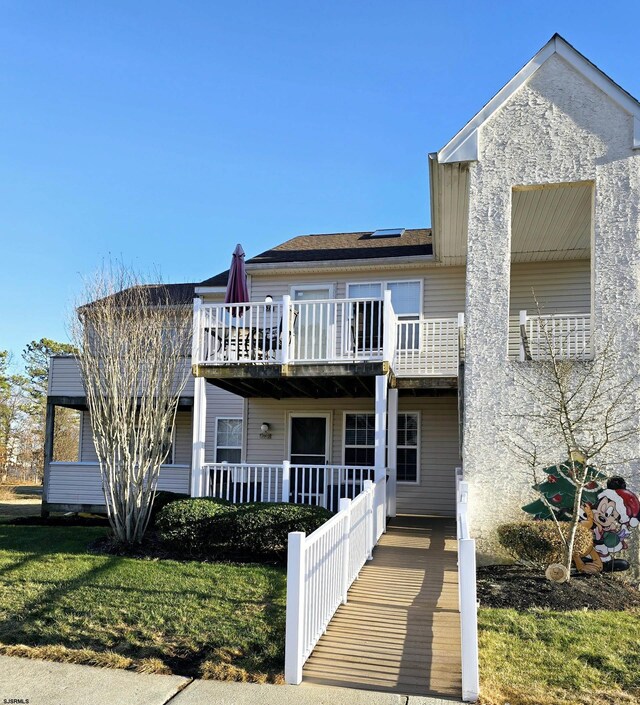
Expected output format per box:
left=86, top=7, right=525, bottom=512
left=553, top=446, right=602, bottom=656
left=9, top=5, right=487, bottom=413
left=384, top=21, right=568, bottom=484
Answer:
left=0, top=655, right=462, bottom=705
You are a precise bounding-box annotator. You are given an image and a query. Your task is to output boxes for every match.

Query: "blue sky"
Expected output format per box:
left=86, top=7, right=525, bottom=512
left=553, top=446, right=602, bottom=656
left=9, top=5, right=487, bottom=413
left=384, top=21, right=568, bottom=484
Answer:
left=1, top=1, right=638, bottom=365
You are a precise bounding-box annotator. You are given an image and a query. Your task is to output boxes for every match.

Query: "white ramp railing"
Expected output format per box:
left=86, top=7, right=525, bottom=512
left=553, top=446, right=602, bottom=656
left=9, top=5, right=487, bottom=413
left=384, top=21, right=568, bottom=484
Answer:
left=456, top=467, right=480, bottom=703
left=284, top=479, right=381, bottom=684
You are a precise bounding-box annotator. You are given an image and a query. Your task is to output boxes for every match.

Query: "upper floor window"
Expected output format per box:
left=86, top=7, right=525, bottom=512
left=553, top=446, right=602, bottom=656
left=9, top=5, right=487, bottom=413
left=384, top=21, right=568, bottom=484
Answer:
left=347, top=281, right=421, bottom=320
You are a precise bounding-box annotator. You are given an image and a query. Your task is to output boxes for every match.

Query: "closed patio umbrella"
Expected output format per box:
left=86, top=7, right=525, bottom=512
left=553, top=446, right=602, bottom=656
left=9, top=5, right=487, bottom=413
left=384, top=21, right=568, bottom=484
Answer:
left=225, top=243, right=249, bottom=317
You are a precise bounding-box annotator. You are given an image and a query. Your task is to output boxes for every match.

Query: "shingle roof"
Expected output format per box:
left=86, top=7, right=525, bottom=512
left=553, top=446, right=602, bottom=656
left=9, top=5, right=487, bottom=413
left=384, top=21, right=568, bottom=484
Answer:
left=246, top=228, right=432, bottom=265
left=103, top=228, right=431, bottom=303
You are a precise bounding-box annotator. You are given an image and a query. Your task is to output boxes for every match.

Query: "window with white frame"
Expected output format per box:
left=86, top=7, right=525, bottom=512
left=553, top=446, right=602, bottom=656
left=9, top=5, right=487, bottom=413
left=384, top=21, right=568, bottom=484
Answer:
left=397, top=413, right=419, bottom=483
left=344, top=413, right=376, bottom=466
left=343, top=412, right=419, bottom=483
left=347, top=281, right=421, bottom=320
left=215, top=418, right=242, bottom=463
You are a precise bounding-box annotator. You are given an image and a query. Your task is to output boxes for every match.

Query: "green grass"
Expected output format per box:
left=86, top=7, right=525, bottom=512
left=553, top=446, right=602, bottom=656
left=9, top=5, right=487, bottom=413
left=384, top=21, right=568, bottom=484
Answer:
left=0, top=525, right=286, bottom=681
left=479, top=608, right=640, bottom=705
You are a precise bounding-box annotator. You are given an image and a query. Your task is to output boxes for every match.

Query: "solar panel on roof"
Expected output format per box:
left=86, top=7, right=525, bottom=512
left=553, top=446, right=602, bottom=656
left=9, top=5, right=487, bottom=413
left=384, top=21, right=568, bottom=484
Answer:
left=370, top=228, right=405, bottom=238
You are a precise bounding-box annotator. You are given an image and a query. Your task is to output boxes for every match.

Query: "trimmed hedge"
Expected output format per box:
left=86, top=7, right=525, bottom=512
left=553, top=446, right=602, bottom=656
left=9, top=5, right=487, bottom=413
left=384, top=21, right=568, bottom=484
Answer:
left=213, top=502, right=333, bottom=558
left=149, top=491, right=188, bottom=526
left=497, top=520, right=592, bottom=567
left=156, top=497, right=235, bottom=555
left=156, top=499, right=333, bottom=561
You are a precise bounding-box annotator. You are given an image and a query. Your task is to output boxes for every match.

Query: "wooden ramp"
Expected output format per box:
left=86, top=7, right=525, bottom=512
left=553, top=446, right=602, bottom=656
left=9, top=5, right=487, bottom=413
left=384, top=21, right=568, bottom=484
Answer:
left=303, top=516, right=461, bottom=698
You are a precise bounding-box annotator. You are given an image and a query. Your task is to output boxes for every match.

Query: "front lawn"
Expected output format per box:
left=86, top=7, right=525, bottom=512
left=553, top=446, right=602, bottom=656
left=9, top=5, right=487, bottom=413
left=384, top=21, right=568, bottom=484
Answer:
left=0, top=525, right=286, bottom=681
left=479, top=607, right=640, bottom=705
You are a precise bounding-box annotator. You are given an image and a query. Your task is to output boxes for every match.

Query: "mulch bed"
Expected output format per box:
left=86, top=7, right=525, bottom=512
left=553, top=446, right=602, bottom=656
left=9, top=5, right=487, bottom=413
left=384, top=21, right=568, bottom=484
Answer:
left=478, top=564, right=640, bottom=611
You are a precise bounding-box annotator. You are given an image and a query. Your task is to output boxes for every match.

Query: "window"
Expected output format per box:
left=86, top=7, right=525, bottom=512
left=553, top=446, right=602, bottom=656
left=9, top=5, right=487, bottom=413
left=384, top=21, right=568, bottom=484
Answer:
left=397, top=413, right=419, bottom=483
left=344, top=413, right=376, bottom=466
left=347, top=281, right=421, bottom=319
left=215, top=418, right=242, bottom=463
left=343, top=412, right=419, bottom=483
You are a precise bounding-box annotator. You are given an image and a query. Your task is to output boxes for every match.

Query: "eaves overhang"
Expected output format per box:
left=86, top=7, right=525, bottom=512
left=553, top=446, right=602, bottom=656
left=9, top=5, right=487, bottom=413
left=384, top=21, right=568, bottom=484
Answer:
left=437, top=33, right=640, bottom=164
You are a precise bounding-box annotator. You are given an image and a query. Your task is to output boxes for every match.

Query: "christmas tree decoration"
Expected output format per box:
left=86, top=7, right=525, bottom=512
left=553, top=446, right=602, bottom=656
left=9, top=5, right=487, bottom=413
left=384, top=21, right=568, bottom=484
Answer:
left=522, top=458, right=607, bottom=521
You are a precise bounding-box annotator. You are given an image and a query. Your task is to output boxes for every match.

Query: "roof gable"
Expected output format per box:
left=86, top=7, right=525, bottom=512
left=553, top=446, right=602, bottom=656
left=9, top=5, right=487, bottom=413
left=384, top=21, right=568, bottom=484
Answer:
left=438, top=34, right=640, bottom=163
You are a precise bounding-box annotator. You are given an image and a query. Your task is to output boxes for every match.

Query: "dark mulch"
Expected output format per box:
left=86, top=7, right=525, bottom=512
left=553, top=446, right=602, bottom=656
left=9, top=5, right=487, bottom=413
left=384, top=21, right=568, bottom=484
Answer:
left=478, top=564, right=640, bottom=611
left=88, top=530, right=283, bottom=566
left=5, top=514, right=110, bottom=527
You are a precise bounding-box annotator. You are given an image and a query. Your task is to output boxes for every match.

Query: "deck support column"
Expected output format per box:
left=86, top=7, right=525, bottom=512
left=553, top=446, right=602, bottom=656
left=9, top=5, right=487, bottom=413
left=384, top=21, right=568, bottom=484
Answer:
left=41, top=400, right=55, bottom=517
left=190, top=377, right=207, bottom=497
left=386, top=387, right=398, bottom=518
left=374, top=374, right=388, bottom=536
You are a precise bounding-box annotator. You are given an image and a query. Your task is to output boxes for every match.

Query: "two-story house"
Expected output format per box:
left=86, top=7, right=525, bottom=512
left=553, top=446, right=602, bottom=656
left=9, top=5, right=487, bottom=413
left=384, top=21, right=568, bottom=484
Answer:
left=43, top=34, right=640, bottom=565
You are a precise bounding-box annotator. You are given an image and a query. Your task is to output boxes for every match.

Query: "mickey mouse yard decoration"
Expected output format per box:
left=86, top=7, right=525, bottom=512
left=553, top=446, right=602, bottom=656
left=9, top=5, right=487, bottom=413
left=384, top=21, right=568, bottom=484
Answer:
left=522, top=455, right=640, bottom=580
left=574, top=477, right=640, bottom=575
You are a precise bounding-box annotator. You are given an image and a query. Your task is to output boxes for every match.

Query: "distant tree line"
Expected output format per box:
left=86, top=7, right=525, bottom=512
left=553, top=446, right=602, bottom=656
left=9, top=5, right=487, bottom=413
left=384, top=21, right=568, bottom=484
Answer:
left=0, top=339, right=79, bottom=484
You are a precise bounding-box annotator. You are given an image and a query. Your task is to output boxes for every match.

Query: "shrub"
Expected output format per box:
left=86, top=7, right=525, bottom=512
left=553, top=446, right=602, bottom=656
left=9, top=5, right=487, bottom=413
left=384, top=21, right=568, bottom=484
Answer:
left=212, top=502, right=333, bottom=559
left=148, top=491, right=188, bottom=527
left=156, top=497, right=236, bottom=555
left=497, top=520, right=592, bottom=567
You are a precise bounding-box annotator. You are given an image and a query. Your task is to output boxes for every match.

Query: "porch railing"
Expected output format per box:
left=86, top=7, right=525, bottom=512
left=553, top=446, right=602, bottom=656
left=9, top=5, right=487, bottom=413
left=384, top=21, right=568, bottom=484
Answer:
left=456, top=467, right=480, bottom=703
left=519, top=310, right=591, bottom=361
left=395, top=315, right=463, bottom=377
left=193, top=293, right=396, bottom=366
left=203, top=462, right=376, bottom=512
left=285, top=478, right=384, bottom=684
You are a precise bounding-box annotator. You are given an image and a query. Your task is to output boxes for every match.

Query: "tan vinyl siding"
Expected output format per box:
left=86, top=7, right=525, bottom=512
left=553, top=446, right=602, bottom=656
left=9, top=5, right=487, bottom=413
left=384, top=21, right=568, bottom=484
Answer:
left=509, top=259, right=591, bottom=358
left=48, top=357, right=195, bottom=398
left=245, top=395, right=459, bottom=517
left=46, top=462, right=190, bottom=505
left=204, top=385, right=245, bottom=462
left=49, top=357, right=85, bottom=396
left=80, top=410, right=194, bottom=465
left=248, top=267, right=467, bottom=320
left=395, top=396, right=459, bottom=517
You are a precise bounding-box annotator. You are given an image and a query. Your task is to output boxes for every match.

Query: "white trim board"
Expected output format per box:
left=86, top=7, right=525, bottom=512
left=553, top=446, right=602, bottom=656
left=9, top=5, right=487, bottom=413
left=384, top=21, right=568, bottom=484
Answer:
left=438, top=33, right=640, bottom=163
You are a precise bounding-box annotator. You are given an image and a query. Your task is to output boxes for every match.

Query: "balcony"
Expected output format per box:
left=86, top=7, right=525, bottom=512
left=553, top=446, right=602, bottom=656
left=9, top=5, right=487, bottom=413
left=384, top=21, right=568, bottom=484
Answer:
left=519, top=310, right=592, bottom=361
left=192, top=295, right=464, bottom=394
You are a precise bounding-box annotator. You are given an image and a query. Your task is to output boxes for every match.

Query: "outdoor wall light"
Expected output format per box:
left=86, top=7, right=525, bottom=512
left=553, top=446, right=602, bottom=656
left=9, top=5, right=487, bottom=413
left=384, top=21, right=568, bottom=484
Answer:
left=259, top=422, right=272, bottom=440
left=264, top=295, right=273, bottom=311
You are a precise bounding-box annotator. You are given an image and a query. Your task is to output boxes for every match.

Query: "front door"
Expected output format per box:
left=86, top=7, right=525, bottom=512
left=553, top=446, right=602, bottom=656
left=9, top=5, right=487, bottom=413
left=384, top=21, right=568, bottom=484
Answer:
left=289, top=414, right=330, bottom=505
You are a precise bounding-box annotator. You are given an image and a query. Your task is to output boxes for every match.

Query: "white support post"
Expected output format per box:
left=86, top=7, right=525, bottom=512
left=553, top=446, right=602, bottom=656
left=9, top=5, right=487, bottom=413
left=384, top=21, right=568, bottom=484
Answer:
left=282, top=460, right=291, bottom=503
left=382, top=288, right=394, bottom=362
left=457, top=312, right=465, bottom=365
left=284, top=531, right=306, bottom=685
left=192, top=297, right=202, bottom=363
left=339, top=497, right=351, bottom=603
left=374, top=374, right=388, bottom=537
left=363, top=479, right=374, bottom=560
left=519, top=310, right=527, bottom=362
left=281, top=295, right=291, bottom=365
left=190, top=377, right=207, bottom=497
left=459, top=537, right=480, bottom=702
left=387, top=388, right=398, bottom=518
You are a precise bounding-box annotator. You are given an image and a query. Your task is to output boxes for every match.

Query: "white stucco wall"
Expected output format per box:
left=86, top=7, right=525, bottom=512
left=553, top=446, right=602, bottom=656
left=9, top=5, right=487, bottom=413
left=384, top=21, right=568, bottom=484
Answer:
left=462, top=54, right=640, bottom=560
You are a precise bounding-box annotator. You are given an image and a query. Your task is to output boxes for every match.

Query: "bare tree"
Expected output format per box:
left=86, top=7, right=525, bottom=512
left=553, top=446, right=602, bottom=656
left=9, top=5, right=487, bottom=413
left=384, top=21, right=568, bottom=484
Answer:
left=71, top=265, right=191, bottom=544
left=506, top=302, right=640, bottom=581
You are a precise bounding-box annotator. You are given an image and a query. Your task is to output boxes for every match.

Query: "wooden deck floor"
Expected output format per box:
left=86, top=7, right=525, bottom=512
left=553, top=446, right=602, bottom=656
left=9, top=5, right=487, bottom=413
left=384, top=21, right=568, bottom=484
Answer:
left=303, top=516, right=461, bottom=698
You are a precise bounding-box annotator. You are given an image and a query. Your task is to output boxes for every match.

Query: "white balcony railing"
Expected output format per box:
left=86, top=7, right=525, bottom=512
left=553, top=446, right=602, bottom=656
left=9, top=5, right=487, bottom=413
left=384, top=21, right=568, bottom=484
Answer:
left=192, top=293, right=395, bottom=367
left=203, top=462, right=376, bottom=513
left=193, top=295, right=463, bottom=377
left=395, top=316, right=462, bottom=377
left=520, top=311, right=592, bottom=361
